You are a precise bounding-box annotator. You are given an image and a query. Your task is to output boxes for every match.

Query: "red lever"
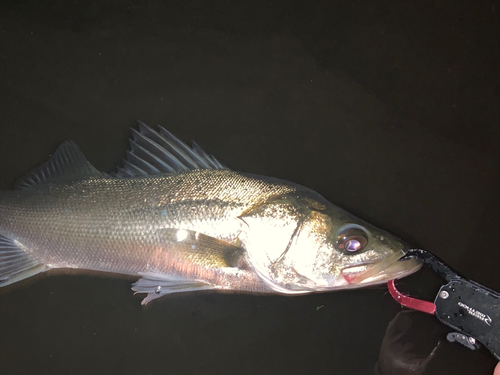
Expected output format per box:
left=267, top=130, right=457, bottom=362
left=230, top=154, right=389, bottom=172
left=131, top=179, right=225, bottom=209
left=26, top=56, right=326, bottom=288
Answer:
left=387, top=279, right=436, bottom=315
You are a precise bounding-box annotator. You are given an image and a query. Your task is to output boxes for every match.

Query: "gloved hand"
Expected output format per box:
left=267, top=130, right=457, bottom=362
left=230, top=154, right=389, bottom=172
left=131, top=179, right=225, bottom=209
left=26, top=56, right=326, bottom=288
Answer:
left=375, top=310, right=497, bottom=375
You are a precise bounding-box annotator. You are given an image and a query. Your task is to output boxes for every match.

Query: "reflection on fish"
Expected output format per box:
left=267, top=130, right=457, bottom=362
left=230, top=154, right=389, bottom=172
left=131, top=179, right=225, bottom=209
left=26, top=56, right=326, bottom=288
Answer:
left=0, top=122, right=421, bottom=304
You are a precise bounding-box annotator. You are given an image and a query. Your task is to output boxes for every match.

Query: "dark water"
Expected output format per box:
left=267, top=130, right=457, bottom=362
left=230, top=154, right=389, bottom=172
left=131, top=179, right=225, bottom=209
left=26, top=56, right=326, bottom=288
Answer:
left=0, top=1, right=499, bottom=374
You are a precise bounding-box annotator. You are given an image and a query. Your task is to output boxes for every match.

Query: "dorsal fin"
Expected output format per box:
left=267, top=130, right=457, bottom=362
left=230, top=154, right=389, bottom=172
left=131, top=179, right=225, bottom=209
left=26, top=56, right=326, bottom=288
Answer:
left=113, top=122, right=228, bottom=178
left=15, top=141, right=104, bottom=190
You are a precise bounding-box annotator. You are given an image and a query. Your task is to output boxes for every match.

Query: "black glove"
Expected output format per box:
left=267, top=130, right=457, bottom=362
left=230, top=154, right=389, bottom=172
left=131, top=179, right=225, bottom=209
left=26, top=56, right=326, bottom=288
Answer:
left=375, top=310, right=496, bottom=375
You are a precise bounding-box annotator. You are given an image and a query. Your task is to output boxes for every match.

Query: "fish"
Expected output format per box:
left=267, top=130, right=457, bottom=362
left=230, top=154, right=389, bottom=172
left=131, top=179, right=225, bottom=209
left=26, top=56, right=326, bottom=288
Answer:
left=0, top=122, right=421, bottom=304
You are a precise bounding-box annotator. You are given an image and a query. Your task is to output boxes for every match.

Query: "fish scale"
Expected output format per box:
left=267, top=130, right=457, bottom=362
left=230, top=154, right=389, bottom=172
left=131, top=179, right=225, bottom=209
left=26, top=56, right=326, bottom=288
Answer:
left=0, top=124, right=421, bottom=304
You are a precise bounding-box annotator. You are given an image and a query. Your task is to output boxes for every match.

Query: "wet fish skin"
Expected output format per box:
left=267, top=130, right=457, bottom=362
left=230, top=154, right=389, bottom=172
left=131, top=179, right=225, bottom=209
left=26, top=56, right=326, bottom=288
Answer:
left=0, top=125, right=421, bottom=304
left=0, top=170, right=296, bottom=291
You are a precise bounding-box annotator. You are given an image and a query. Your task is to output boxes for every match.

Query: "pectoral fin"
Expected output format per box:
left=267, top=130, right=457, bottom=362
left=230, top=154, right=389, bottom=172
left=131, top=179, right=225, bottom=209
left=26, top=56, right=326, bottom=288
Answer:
left=156, top=228, right=245, bottom=269
left=131, top=272, right=215, bottom=305
left=132, top=229, right=247, bottom=304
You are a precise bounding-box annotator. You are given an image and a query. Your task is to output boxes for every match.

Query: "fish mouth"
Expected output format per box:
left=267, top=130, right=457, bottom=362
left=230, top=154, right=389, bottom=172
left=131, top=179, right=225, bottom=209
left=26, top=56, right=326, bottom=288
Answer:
left=341, top=250, right=422, bottom=286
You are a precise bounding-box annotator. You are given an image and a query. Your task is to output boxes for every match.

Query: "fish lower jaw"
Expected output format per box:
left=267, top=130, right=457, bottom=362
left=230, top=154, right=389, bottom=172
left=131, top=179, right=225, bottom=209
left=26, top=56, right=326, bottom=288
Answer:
left=340, top=257, right=422, bottom=287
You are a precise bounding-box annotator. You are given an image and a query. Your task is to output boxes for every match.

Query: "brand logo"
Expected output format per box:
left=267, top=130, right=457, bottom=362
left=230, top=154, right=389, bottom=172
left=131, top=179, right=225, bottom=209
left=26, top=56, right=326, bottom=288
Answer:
left=458, top=302, right=492, bottom=326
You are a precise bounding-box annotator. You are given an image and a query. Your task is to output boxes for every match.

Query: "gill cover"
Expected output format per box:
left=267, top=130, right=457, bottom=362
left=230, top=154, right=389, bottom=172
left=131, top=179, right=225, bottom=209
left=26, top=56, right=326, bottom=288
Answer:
left=239, top=192, right=334, bottom=293
left=240, top=191, right=411, bottom=293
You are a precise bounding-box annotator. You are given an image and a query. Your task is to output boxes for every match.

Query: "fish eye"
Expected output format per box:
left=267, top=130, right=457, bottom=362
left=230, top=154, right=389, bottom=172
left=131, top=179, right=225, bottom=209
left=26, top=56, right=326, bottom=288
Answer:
left=336, top=227, right=368, bottom=253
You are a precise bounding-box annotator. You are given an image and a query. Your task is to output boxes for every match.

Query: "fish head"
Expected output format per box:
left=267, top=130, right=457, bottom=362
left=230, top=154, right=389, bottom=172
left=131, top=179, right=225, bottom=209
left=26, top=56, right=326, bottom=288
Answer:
left=240, top=191, right=422, bottom=294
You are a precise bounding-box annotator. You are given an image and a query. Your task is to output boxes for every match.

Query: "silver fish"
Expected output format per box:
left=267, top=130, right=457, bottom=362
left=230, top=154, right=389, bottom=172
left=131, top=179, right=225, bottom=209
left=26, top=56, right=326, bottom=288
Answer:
left=0, top=123, right=421, bottom=304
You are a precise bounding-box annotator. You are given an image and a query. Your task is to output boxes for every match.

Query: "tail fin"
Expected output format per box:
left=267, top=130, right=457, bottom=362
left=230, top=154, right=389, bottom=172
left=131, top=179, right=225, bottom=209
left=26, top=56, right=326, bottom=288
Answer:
left=0, top=235, right=47, bottom=287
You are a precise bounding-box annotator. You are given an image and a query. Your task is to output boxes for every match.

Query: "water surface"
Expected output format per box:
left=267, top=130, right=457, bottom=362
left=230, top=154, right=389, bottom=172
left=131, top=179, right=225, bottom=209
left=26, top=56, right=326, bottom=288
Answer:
left=0, top=1, right=499, bottom=374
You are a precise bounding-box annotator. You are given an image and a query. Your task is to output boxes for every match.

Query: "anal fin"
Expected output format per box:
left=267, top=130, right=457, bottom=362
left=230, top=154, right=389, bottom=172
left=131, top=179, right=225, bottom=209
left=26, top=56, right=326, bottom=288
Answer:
left=131, top=272, right=215, bottom=305
left=0, top=235, right=48, bottom=287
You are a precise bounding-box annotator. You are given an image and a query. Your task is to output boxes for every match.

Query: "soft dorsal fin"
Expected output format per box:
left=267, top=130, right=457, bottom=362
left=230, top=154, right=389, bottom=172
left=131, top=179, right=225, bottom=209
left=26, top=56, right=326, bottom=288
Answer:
left=15, top=141, right=104, bottom=190
left=114, top=122, right=227, bottom=178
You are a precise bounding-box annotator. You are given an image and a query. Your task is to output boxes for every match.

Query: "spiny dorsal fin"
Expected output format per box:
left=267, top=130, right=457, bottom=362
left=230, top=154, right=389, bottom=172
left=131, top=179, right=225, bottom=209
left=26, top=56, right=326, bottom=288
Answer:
left=15, top=141, right=104, bottom=190
left=114, top=122, right=228, bottom=178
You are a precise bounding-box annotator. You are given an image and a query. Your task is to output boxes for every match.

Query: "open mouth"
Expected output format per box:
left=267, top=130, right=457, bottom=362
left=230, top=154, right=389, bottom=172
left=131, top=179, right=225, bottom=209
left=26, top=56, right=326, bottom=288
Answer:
left=341, top=251, right=422, bottom=285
